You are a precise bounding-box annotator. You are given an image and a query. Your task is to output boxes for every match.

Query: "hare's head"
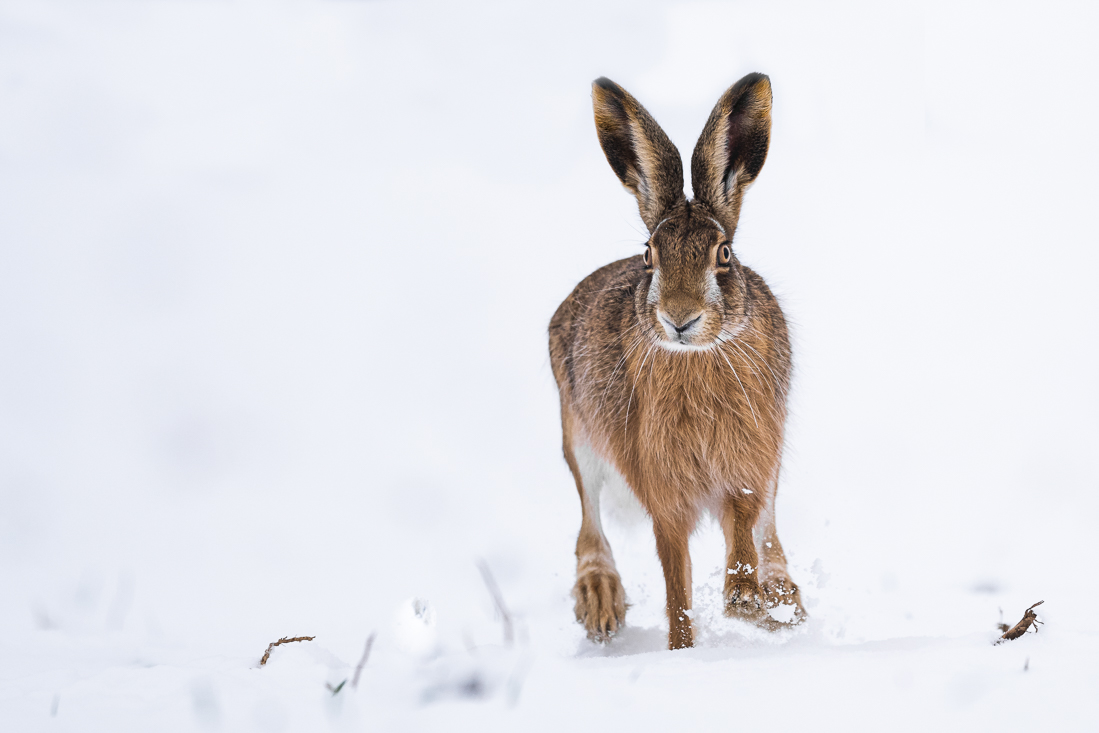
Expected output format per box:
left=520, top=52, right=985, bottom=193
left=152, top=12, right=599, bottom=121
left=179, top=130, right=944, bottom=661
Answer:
left=592, top=74, right=772, bottom=351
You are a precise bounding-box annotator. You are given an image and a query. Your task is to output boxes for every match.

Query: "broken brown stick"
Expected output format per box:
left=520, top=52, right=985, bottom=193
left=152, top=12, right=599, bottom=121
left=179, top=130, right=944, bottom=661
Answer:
left=259, top=635, right=316, bottom=665
left=995, top=601, right=1044, bottom=645
left=351, top=633, right=376, bottom=689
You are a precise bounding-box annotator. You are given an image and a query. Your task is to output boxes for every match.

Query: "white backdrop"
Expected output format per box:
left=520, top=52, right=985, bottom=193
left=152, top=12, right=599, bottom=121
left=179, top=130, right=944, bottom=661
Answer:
left=1, top=1, right=1097, bottom=730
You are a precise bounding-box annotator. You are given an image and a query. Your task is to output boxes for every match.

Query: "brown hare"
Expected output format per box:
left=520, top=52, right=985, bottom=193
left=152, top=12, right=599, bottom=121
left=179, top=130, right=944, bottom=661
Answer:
left=549, top=73, right=806, bottom=650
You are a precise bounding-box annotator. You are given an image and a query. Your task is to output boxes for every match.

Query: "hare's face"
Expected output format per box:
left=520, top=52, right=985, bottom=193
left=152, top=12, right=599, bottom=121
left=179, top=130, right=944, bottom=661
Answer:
left=638, top=209, right=749, bottom=352
left=591, top=73, right=772, bottom=350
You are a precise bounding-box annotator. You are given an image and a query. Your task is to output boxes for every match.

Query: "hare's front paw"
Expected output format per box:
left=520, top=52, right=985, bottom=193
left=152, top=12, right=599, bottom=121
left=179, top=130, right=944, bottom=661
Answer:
left=724, top=578, right=767, bottom=621
left=573, top=569, right=626, bottom=643
left=761, top=575, right=807, bottom=624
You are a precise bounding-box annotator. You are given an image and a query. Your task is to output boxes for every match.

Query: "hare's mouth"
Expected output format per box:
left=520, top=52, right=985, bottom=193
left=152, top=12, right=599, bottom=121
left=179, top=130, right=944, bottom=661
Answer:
left=656, top=310, right=713, bottom=351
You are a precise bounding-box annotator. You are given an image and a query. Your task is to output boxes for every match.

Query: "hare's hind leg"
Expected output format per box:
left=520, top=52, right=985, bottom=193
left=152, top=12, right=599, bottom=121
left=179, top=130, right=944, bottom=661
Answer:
left=756, top=481, right=807, bottom=623
left=562, top=426, right=626, bottom=643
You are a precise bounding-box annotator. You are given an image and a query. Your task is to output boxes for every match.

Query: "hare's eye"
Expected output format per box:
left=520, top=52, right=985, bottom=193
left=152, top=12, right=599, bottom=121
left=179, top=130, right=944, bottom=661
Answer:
left=717, top=244, right=732, bottom=266
left=643, top=246, right=652, bottom=267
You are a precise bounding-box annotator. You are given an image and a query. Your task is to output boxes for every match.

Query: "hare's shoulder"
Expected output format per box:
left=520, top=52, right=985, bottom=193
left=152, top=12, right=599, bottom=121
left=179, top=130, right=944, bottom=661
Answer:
left=549, top=255, right=643, bottom=388
left=741, top=265, right=792, bottom=373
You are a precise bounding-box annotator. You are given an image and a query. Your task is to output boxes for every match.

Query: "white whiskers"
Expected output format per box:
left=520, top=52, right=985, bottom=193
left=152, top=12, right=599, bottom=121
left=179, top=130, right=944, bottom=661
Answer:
left=717, top=344, right=759, bottom=429
left=624, top=343, right=657, bottom=438
left=597, top=325, right=644, bottom=415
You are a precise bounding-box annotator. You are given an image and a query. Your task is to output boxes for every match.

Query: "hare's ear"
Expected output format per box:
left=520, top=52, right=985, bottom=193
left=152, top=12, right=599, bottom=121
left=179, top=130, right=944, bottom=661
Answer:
left=690, top=73, right=772, bottom=234
left=592, top=77, right=685, bottom=233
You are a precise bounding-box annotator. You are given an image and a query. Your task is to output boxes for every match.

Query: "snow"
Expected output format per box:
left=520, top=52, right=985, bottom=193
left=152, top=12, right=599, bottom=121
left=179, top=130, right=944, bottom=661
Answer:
left=2, top=0, right=1098, bottom=730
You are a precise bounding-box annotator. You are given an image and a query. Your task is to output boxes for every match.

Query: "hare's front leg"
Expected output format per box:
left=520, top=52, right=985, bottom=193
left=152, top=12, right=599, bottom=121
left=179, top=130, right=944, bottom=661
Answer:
left=564, top=440, right=626, bottom=643
left=721, top=493, right=767, bottom=622
left=652, top=515, right=694, bottom=649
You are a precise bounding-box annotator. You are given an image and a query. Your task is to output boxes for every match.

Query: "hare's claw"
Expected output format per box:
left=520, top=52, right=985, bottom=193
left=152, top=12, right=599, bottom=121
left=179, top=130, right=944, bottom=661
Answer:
left=573, top=569, right=626, bottom=643
left=725, top=579, right=767, bottom=622
left=761, top=575, right=808, bottom=626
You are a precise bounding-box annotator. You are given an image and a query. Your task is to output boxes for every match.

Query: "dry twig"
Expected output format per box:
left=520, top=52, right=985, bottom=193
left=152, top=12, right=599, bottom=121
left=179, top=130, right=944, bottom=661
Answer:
left=477, top=560, right=514, bottom=646
left=351, top=633, right=376, bottom=690
left=259, top=635, right=315, bottom=666
left=996, top=607, right=1010, bottom=634
left=995, top=601, right=1044, bottom=645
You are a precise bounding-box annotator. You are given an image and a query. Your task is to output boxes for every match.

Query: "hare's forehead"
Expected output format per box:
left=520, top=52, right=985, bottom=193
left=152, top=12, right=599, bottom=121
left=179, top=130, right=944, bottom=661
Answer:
left=651, top=216, right=725, bottom=256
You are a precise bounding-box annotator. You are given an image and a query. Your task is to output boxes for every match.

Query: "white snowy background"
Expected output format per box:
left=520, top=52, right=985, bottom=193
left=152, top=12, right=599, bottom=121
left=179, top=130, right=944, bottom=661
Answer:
left=2, top=1, right=1098, bottom=730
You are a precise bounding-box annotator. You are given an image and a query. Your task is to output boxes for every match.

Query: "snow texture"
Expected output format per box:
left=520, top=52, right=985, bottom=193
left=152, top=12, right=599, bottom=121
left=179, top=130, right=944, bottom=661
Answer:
left=1, top=1, right=1098, bottom=731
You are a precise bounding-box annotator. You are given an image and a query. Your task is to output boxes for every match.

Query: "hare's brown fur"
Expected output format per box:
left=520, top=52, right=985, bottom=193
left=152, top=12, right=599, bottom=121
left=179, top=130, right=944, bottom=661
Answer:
left=549, top=74, right=805, bottom=649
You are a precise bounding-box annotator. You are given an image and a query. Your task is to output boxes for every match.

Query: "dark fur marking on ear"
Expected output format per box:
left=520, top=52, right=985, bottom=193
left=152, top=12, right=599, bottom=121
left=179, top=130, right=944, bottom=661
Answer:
left=723, top=73, right=771, bottom=188
left=690, top=72, right=772, bottom=235
left=595, top=90, right=639, bottom=187
left=592, top=77, right=686, bottom=232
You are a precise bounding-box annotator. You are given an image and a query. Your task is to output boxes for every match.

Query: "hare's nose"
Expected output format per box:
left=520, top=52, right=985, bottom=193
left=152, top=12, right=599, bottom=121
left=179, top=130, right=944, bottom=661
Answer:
left=659, top=310, right=703, bottom=334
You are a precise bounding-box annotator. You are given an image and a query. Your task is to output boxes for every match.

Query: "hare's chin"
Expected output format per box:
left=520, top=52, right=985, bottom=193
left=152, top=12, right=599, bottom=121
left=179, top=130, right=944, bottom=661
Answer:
left=657, top=339, right=717, bottom=353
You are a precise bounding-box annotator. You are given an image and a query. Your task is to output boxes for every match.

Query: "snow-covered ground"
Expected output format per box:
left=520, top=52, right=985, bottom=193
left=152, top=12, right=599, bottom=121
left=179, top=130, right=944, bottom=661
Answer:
left=2, top=1, right=1098, bottom=730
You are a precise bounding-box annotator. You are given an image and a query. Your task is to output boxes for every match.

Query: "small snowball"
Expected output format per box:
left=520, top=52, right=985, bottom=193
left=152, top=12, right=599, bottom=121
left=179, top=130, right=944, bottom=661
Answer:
left=393, top=597, right=438, bottom=657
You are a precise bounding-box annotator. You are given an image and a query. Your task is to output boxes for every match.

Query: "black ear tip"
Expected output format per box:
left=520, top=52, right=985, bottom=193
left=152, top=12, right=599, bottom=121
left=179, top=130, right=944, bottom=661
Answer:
left=593, top=77, right=624, bottom=96
left=727, top=73, right=772, bottom=106
left=741, top=72, right=770, bottom=88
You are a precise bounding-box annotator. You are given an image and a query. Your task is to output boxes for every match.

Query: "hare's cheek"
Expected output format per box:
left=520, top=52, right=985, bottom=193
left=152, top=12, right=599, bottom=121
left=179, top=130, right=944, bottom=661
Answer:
left=705, top=270, right=721, bottom=296
left=704, top=272, right=726, bottom=311
left=718, top=281, right=744, bottom=315
left=645, top=269, right=663, bottom=307
left=636, top=275, right=661, bottom=325
left=640, top=305, right=663, bottom=334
